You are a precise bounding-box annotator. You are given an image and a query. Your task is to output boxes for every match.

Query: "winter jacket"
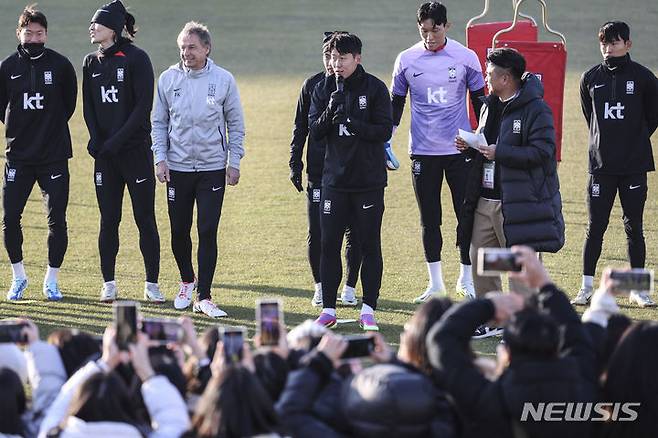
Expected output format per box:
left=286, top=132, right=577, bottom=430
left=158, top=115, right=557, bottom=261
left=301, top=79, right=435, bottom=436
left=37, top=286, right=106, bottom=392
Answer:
left=580, top=54, right=658, bottom=175
left=0, top=46, right=76, bottom=165
left=290, top=71, right=327, bottom=185
left=82, top=39, right=154, bottom=158
left=38, top=361, right=190, bottom=438
left=460, top=73, right=564, bottom=253
left=426, top=284, right=599, bottom=438
left=151, top=58, right=245, bottom=172
left=309, top=64, right=393, bottom=192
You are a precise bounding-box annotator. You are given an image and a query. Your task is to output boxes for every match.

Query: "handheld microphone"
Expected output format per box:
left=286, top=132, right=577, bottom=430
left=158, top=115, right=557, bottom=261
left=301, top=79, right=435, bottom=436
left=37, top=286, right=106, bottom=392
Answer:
left=335, top=75, right=344, bottom=113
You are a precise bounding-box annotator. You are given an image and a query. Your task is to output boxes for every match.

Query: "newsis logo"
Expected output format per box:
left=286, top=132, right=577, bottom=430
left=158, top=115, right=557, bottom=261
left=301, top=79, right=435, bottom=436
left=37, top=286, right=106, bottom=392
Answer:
left=520, top=402, right=640, bottom=422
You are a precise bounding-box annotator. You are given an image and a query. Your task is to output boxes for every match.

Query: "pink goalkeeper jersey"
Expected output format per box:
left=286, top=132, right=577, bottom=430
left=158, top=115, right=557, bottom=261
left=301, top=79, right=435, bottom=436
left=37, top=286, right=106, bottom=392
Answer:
left=391, top=39, right=485, bottom=156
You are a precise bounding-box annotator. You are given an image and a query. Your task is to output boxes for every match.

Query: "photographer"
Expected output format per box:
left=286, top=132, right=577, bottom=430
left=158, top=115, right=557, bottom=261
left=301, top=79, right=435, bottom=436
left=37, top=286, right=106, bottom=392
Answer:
left=38, top=326, right=189, bottom=438
left=426, top=246, right=597, bottom=438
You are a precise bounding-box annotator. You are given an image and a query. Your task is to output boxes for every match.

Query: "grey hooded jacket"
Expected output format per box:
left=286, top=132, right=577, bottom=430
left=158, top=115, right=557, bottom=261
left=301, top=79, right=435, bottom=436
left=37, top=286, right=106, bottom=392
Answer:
left=151, top=58, right=245, bottom=171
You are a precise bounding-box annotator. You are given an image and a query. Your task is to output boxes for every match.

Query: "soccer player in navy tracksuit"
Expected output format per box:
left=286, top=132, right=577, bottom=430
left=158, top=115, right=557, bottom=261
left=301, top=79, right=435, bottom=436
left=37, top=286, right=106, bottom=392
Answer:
left=0, top=5, right=76, bottom=302
left=309, top=33, right=393, bottom=331
left=289, top=32, right=362, bottom=309
left=572, top=21, right=658, bottom=308
left=83, top=0, right=162, bottom=303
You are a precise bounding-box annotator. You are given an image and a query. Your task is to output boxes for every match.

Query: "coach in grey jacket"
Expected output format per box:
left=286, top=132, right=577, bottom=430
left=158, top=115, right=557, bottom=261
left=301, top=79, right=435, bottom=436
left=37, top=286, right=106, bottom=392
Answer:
left=151, top=21, right=245, bottom=318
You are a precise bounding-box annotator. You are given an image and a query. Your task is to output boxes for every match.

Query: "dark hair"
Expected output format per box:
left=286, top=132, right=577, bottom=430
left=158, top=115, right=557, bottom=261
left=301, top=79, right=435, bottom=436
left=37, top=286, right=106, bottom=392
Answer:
left=48, top=329, right=102, bottom=377
left=487, top=47, right=526, bottom=82
left=602, top=322, right=658, bottom=435
left=17, top=3, right=47, bottom=31
left=417, top=2, right=447, bottom=26
left=150, top=348, right=186, bottom=397
left=184, top=326, right=220, bottom=394
left=64, top=371, right=141, bottom=426
left=191, top=366, right=278, bottom=438
left=253, top=351, right=290, bottom=402
left=330, top=32, right=362, bottom=56
left=404, top=297, right=453, bottom=374
left=502, top=308, right=560, bottom=360
left=0, top=368, right=26, bottom=436
left=598, top=21, right=630, bottom=43
left=601, top=314, right=632, bottom=371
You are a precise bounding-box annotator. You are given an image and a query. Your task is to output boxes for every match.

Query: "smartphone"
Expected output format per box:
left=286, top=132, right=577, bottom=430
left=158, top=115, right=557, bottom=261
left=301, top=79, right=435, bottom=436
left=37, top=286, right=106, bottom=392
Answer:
left=478, top=248, right=522, bottom=276
left=0, top=320, right=28, bottom=343
left=256, top=299, right=283, bottom=346
left=341, top=335, right=375, bottom=359
left=113, top=301, right=139, bottom=351
left=141, top=318, right=184, bottom=345
left=221, top=326, right=246, bottom=364
left=610, top=269, right=654, bottom=293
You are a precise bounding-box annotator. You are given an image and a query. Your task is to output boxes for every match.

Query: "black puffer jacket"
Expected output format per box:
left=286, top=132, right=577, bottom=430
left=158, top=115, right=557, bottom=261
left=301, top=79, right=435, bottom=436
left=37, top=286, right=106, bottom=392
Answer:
left=460, top=73, right=564, bottom=253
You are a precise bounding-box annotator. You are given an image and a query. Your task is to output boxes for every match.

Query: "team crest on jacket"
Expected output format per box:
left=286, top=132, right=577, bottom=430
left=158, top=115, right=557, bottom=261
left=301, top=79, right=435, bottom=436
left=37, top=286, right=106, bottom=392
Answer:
left=208, top=84, right=216, bottom=97
left=44, top=71, right=52, bottom=85
left=513, top=120, right=521, bottom=134
left=592, top=183, right=600, bottom=197
left=117, top=68, right=124, bottom=82
left=95, top=172, right=102, bottom=186
left=448, top=67, right=457, bottom=81
left=312, top=189, right=321, bottom=203
left=168, top=187, right=175, bottom=201
left=412, top=160, right=421, bottom=175
left=359, top=95, right=367, bottom=109
left=626, top=81, right=634, bottom=94
left=7, top=168, right=16, bottom=182
left=323, top=200, right=331, bottom=214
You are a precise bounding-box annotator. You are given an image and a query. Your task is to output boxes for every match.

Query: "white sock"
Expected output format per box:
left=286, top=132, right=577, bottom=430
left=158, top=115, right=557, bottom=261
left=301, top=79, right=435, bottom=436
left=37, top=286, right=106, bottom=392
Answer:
left=427, top=261, right=445, bottom=291
left=104, top=280, right=116, bottom=288
left=459, top=264, right=473, bottom=283
left=11, top=261, right=26, bottom=280
left=342, top=285, right=355, bottom=295
left=322, top=307, right=336, bottom=317
left=44, top=266, right=59, bottom=284
left=314, top=282, right=322, bottom=293
left=360, top=303, right=374, bottom=316
left=581, top=275, right=594, bottom=289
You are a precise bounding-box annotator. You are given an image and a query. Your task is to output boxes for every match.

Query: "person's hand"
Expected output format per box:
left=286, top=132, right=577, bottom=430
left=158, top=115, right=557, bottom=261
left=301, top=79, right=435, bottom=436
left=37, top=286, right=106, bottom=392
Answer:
left=486, top=292, right=525, bottom=325
left=508, top=245, right=552, bottom=289
left=368, top=332, right=393, bottom=363
left=100, top=325, right=123, bottom=370
left=290, top=170, right=303, bottom=192
left=254, top=323, right=290, bottom=360
left=17, top=319, right=39, bottom=345
left=129, top=332, right=156, bottom=382
left=478, top=143, right=496, bottom=160
left=210, top=341, right=226, bottom=376
left=156, top=161, right=170, bottom=183
left=455, top=136, right=468, bottom=153
left=599, top=267, right=633, bottom=296
left=178, top=316, right=205, bottom=359
left=226, top=166, right=240, bottom=186
left=332, top=110, right=348, bottom=125
left=328, top=90, right=345, bottom=114
left=317, top=333, right=348, bottom=368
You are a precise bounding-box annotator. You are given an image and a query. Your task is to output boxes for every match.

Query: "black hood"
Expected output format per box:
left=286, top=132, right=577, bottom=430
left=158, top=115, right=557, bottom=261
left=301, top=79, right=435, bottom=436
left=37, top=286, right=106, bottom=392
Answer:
left=507, top=72, right=545, bottom=110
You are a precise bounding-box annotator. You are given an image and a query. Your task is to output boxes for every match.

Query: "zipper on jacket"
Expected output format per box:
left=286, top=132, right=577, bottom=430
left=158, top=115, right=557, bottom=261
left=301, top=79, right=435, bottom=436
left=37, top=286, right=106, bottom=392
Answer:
left=611, top=73, right=616, bottom=100
left=30, top=64, right=36, bottom=92
left=218, top=127, right=225, bottom=151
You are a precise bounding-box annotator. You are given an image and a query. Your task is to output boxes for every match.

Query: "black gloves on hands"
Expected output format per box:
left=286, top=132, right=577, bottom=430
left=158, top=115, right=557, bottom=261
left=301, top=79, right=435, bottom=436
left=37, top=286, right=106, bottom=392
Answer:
left=290, top=170, right=303, bottom=192
left=328, top=90, right=346, bottom=114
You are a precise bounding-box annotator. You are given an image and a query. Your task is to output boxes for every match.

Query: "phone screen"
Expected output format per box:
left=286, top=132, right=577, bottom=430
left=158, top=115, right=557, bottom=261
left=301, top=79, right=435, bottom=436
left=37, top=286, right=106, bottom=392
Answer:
left=610, top=269, right=653, bottom=292
left=478, top=248, right=522, bottom=276
left=141, top=318, right=183, bottom=344
left=257, top=300, right=281, bottom=346
left=114, top=301, right=138, bottom=350
left=0, top=321, right=28, bottom=343
left=341, top=335, right=375, bottom=359
left=222, top=328, right=245, bottom=363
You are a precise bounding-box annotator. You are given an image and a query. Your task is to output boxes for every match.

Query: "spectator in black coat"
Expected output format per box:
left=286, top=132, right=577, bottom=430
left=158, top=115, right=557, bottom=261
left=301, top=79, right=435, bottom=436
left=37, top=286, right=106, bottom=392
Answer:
left=426, top=246, right=598, bottom=438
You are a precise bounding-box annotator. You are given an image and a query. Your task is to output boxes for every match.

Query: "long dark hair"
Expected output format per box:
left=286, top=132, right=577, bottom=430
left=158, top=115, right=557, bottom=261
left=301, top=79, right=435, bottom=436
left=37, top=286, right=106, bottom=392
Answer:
left=0, top=368, right=26, bottom=436
left=403, top=297, right=453, bottom=374
left=191, top=365, right=278, bottom=438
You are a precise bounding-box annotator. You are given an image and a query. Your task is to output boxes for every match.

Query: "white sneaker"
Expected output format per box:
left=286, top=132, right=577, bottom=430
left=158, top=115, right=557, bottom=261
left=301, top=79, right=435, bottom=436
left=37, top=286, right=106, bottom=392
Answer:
left=571, top=286, right=593, bottom=306
left=311, top=287, right=323, bottom=307
left=100, top=282, right=118, bottom=303
left=144, top=283, right=165, bottom=303
left=193, top=299, right=227, bottom=318
left=413, top=287, right=445, bottom=304
left=629, top=291, right=656, bottom=308
left=456, top=279, right=476, bottom=299
left=340, top=287, right=358, bottom=306
left=174, top=281, right=195, bottom=309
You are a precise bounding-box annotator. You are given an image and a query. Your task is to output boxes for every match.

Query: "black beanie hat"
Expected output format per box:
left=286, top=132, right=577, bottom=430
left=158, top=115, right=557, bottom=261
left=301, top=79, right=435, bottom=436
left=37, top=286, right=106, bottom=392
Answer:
left=91, top=0, right=127, bottom=36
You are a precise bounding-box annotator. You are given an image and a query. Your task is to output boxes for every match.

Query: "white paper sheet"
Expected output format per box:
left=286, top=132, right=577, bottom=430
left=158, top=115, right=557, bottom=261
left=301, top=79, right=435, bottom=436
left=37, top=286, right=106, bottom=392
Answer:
left=458, top=129, right=488, bottom=149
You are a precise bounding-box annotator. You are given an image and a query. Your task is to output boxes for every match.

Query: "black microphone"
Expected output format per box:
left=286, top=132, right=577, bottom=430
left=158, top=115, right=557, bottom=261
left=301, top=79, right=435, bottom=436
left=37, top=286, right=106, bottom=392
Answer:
left=335, top=75, right=344, bottom=113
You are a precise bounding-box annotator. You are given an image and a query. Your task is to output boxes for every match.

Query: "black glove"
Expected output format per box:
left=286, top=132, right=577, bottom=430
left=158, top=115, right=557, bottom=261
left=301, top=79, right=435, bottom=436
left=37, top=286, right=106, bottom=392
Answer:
left=332, top=110, right=348, bottom=125
left=290, top=170, right=303, bottom=192
left=328, top=90, right=345, bottom=114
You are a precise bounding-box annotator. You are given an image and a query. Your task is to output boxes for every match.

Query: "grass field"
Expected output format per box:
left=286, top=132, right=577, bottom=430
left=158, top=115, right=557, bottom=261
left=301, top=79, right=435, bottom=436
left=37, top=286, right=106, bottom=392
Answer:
left=0, top=0, right=657, bottom=354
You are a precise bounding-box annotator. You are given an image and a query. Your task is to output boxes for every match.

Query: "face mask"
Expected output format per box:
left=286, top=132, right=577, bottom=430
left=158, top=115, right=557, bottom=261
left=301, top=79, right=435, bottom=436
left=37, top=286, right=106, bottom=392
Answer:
left=22, top=42, right=45, bottom=57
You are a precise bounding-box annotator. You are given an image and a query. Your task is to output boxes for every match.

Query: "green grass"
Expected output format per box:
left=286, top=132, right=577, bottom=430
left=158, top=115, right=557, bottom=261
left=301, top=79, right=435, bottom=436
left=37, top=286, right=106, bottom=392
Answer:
left=0, top=0, right=657, bottom=354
